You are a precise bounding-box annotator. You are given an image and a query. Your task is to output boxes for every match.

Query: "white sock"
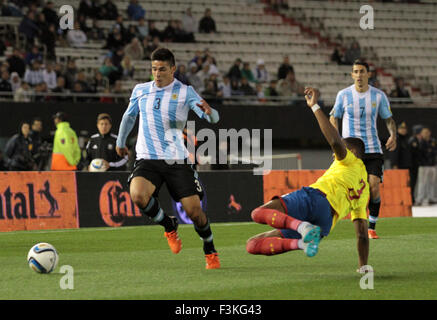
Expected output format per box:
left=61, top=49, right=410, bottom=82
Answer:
left=297, top=221, right=311, bottom=235
left=297, top=239, right=305, bottom=250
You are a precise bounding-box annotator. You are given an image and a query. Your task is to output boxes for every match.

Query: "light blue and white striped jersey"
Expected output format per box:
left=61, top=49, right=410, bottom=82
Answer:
left=121, top=78, right=217, bottom=160
left=330, top=85, right=392, bottom=154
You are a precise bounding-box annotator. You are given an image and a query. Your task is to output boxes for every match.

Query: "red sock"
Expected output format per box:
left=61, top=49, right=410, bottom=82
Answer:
left=251, top=207, right=302, bottom=231
left=246, top=237, right=299, bottom=255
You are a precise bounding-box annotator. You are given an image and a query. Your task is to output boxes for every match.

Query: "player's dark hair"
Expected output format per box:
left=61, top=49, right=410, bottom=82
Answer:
left=150, top=48, right=175, bottom=67
left=344, top=137, right=365, bottom=158
left=353, top=59, right=369, bottom=72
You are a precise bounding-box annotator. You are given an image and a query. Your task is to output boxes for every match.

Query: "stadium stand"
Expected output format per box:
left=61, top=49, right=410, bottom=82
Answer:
left=0, top=0, right=436, bottom=105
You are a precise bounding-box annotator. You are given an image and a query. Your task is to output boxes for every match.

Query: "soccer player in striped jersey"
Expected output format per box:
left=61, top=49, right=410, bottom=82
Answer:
left=329, top=59, right=397, bottom=239
left=115, top=48, right=220, bottom=269
left=246, top=87, right=370, bottom=272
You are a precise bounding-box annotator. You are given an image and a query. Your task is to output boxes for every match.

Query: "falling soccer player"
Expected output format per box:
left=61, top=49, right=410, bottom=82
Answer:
left=246, top=87, right=370, bottom=272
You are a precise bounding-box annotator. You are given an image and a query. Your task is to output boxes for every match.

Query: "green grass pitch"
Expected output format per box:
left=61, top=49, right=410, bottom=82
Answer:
left=1, top=217, right=436, bottom=300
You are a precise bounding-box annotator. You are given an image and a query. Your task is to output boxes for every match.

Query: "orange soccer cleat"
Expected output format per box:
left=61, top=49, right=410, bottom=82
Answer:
left=164, top=230, right=182, bottom=254
left=205, top=252, right=221, bottom=269
left=368, top=229, right=380, bottom=239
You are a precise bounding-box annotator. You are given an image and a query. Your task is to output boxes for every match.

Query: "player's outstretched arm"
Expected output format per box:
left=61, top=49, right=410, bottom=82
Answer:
left=384, top=117, right=397, bottom=151
left=197, top=99, right=219, bottom=124
left=116, top=111, right=137, bottom=157
left=304, top=87, right=347, bottom=160
left=353, top=218, right=369, bottom=269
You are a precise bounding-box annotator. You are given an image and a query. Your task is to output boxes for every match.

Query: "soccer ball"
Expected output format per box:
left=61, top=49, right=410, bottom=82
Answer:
left=89, top=158, right=107, bottom=172
left=27, top=243, right=59, bottom=274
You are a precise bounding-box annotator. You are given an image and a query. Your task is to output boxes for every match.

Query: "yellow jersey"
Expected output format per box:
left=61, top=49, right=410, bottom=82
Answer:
left=310, top=149, right=369, bottom=230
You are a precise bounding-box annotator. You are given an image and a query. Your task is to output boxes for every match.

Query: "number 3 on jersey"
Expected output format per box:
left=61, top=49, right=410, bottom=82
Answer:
left=154, top=97, right=161, bottom=109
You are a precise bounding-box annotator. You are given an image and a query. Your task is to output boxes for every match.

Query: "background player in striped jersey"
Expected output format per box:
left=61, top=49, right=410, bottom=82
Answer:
left=329, top=59, right=397, bottom=239
left=115, top=48, right=221, bottom=269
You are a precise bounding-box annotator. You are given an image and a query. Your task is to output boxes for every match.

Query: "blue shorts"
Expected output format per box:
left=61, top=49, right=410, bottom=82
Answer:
left=276, top=187, right=333, bottom=239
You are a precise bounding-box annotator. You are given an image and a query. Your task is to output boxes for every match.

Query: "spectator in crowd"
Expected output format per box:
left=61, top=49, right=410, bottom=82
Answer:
left=77, top=14, right=91, bottom=35
left=182, top=7, right=197, bottom=39
left=204, top=56, right=219, bottom=76
left=254, top=59, right=269, bottom=84
left=174, top=64, right=189, bottom=85
left=202, top=79, right=218, bottom=97
left=415, top=127, right=437, bottom=206
left=7, top=48, right=26, bottom=78
left=202, top=48, right=217, bottom=65
left=34, top=82, right=49, bottom=102
left=125, top=25, right=139, bottom=44
left=174, top=20, right=193, bottom=42
left=343, top=40, right=361, bottom=65
left=101, top=0, right=119, bottom=20
left=105, top=27, right=125, bottom=51
left=113, top=15, right=127, bottom=41
left=41, top=23, right=57, bottom=60
left=240, top=77, right=256, bottom=96
left=51, top=76, right=70, bottom=101
left=43, top=61, right=57, bottom=90
left=330, top=45, right=344, bottom=65
left=85, top=113, right=128, bottom=171
left=4, top=121, right=37, bottom=171
left=255, top=83, right=266, bottom=102
left=230, top=78, right=242, bottom=96
left=217, top=75, right=231, bottom=98
left=390, top=77, right=412, bottom=103
left=368, top=65, right=378, bottom=86
left=10, top=72, right=21, bottom=92
left=78, top=0, right=98, bottom=18
left=196, top=63, right=210, bottom=88
left=18, top=11, right=40, bottom=47
left=63, top=59, right=78, bottom=90
left=100, top=88, right=114, bottom=103
left=187, top=62, right=203, bottom=92
left=227, top=58, right=242, bottom=82
left=51, top=111, right=81, bottom=171
left=408, top=124, right=423, bottom=203
left=67, top=21, right=88, bottom=48
left=25, top=45, right=43, bottom=66
left=54, top=62, right=64, bottom=77
left=241, top=62, right=256, bottom=84
left=14, top=81, right=32, bottom=102
left=42, top=1, right=58, bottom=26
left=277, top=70, right=304, bottom=97
left=99, top=57, right=118, bottom=79
left=162, top=20, right=177, bottom=42
left=124, top=37, right=144, bottom=60
left=36, top=12, right=49, bottom=35
left=190, top=50, right=203, bottom=68
left=89, top=19, right=105, bottom=41
left=0, top=70, right=12, bottom=93
left=148, top=21, right=162, bottom=41
left=112, top=80, right=128, bottom=103
left=277, top=55, right=294, bottom=80
left=137, top=17, right=149, bottom=40
left=142, top=37, right=157, bottom=60
left=76, top=71, right=92, bottom=93
left=127, top=0, right=146, bottom=21
left=91, top=70, right=108, bottom=93
left=199, top=8, right=217, bottom=33
left=264, top=79, right=279, bottom=97
left=121, top=55, right=135, bottom=79
left=24, top=59, right=44, bottom=87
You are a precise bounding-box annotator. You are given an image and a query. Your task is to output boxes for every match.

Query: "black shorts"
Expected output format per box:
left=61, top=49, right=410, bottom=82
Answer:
left=127, top=159, right=204, bottom=201
left=362, top=153, right=384, bottom=181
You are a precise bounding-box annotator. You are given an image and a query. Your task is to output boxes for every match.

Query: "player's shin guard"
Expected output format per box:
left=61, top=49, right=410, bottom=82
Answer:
left=251, top=207, right=302, bottom=231
left=140, top=197, right=175, bottom=232
left=368, top=197, right=381, bottom=230
left=246, top=237, right=300, bottom=255
left=194, top=219, right=216, bottom=254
